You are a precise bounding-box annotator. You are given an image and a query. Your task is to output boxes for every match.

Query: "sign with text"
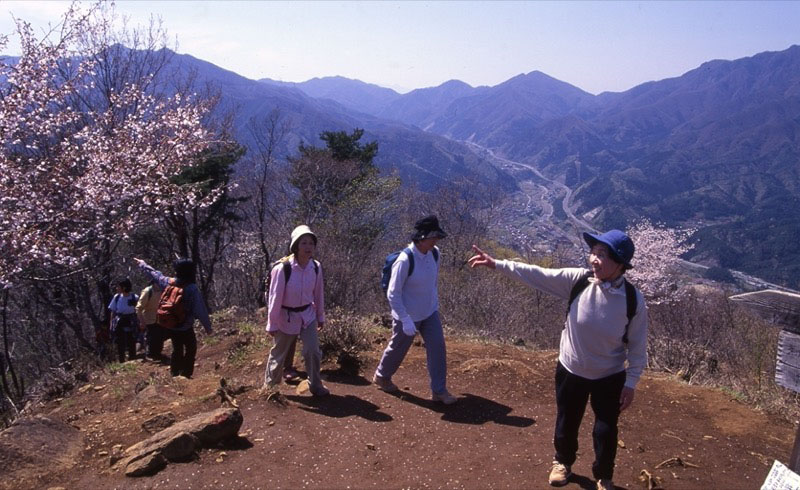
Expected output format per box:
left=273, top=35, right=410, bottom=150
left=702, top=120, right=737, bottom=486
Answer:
left=761, top=460, right=800, bottom=490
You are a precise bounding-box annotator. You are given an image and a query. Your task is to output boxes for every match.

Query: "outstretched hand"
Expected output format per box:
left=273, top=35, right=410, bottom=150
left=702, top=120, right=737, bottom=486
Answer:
left=468, top=245, right=496, bottom=269
left=132, top=257, right=145, bottom=267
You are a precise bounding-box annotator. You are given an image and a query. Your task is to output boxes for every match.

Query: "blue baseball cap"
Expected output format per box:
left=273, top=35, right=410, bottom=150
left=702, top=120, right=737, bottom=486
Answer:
left=583, top=229, right=635, bottom=269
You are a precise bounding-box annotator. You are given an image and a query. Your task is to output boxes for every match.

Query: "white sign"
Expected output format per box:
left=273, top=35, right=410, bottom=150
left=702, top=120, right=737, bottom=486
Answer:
left=762, top=460, right=800, bottom=490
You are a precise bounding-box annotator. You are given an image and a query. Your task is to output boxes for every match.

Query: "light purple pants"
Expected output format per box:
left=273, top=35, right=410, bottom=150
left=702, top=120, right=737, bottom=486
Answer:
left=375, top=310, right=447, bottom=394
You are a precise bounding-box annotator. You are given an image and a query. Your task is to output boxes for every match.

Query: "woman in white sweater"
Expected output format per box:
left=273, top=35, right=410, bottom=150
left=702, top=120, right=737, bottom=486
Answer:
left=468, top=229, right=648, bottom=490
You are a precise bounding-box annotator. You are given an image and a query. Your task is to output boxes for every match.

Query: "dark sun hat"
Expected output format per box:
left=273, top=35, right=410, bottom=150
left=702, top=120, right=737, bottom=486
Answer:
left=410, top=215, right=448, bottom=241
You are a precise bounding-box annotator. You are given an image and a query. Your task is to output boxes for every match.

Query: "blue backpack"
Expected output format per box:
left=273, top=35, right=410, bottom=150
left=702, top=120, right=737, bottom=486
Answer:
left=381, top=247, right=439, bottom=292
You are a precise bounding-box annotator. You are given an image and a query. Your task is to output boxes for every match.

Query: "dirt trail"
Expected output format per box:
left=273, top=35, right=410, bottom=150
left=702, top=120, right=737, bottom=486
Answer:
left=2, top=331, right=794, bottom=490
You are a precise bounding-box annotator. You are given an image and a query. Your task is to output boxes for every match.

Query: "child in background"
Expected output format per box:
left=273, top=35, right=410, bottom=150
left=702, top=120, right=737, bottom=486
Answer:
left=108, top=278, right=139, bottom=363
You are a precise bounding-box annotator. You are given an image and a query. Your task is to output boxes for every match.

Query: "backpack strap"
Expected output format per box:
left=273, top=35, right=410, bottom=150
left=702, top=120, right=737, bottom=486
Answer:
left=432, top=247, right=439, bottom=262
left=282, top=260, right=292, bottom=284
left=402, top=248, right=415, bottom=277
left=565, top=271, right=593, bottom=317
left=282, top=258, right=320, bottom=284
left=622, top=279, right=637, bottom=344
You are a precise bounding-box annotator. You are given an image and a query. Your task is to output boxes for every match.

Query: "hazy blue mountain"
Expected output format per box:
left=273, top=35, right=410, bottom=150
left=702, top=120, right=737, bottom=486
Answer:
left=424, top=71, right=596, bottom=148
left=166, top=53, right=515, bottom=192
left=376, top=79, right=484, bottom=129
left=533, top=46, right=800, bottom=287
left=260, top=75, right=401, bottom=116
left=284, top=47, right=800, bottom=287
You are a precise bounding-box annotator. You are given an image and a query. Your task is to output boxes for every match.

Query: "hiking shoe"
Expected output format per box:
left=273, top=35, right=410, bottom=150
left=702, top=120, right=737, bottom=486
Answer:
left=596, top=479, right=614, bottom=490
left=311, top=385, right=330, bottom=397
left=373, top=373, right=399, bottom=392
left=431, top=390, right=457, bottom=405
left=284, top=368, right=301, bottom=382
left=548, top=461, right=572, bottom=486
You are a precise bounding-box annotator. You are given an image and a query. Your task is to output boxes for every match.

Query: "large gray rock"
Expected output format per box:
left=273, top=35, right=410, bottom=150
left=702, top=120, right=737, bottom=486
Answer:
left=119, top=407, right=242, bottom=477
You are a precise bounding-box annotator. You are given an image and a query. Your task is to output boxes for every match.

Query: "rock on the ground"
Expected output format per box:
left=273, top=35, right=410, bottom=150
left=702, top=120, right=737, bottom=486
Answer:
left=141, top=412, right=177, bottom=433
left=0, top=415, right=83, bottom=484
left=118, top=407, right=242, bottom=477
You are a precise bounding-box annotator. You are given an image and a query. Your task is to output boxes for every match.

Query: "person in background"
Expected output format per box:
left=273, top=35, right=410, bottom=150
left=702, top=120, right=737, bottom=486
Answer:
left=373, top=215, right=456, bottom=405
left=136, top=279, right=165, bottom=363
left=133, top=257, right=213, bottom=378
left=108, top=277, right=139, bottom=363
left=263, top=225, right=329, bottom=396
left=468, top=230, right=648, bottom=490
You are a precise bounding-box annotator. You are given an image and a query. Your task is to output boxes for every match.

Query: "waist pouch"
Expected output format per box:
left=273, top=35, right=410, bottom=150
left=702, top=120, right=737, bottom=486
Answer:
left=282, top=304, right=310, bottom=313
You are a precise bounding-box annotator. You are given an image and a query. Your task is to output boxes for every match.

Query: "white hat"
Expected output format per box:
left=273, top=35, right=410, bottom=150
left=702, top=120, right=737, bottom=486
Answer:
left=290, top=225, right=317, bottom=253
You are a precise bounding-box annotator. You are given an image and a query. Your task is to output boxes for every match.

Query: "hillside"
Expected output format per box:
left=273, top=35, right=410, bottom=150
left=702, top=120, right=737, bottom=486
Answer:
left=2, top=310, right=794, bottom=489
left=284, top=46, right=800, bottom=288
left=160, top=52, right=516, bottom=192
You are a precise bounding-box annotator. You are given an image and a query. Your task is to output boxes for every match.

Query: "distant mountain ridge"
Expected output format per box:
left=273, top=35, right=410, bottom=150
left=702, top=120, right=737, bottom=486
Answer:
left=156, top=55, right=517, bottom=192
left=271, top=45, right=800, bottom=287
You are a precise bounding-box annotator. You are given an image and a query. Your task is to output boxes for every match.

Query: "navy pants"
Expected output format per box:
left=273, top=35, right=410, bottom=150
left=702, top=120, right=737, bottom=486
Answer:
left=170, top=329, right=197, bottom=378
left=146, top=323, right=166, bottom=359
left=554, top=362, right=626, bottom=481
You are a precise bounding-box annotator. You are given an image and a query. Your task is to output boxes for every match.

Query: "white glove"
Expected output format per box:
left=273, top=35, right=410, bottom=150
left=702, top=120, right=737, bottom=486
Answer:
left=401, top=318, right=417, bottom=336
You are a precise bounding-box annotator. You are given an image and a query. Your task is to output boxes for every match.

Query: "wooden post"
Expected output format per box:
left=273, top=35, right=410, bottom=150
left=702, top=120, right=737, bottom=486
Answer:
left=730, top=290, right=800, bottom=473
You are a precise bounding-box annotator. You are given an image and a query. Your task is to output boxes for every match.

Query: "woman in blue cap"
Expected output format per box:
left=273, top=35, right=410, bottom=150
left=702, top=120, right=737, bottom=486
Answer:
left=468, top=229, right=648, bottom=490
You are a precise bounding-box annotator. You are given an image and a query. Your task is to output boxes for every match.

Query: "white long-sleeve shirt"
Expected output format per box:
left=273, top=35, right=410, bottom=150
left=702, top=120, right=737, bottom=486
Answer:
left=387, top=243, right=440, bottom=324
left=496, top=260, right=648, bottom=389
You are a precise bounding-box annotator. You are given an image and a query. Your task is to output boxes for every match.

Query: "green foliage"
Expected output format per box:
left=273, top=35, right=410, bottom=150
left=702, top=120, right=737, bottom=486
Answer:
left=318, top=128, right=378, bottom=166
left=289, top=127, right=401, bottom=310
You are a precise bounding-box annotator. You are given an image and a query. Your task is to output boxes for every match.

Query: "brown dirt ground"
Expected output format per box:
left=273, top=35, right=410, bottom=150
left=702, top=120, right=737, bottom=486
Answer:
left=1, top=324, right=795, bottom=490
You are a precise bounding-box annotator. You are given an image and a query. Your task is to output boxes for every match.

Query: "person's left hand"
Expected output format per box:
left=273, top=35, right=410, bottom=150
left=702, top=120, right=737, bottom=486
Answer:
left=620, top=386, right=635, bottom=411
left=468, top=245, right=496, bottom=269
left=317, top=321, right=324, bottom=330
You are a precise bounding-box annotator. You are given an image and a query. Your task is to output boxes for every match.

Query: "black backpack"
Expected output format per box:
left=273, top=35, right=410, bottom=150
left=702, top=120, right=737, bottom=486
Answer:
left=566, top=271, right=637, bottom=343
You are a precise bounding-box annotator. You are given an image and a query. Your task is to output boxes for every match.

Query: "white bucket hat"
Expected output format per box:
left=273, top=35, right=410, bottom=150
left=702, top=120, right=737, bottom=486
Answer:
left=289, top=225, right=317, bottom=253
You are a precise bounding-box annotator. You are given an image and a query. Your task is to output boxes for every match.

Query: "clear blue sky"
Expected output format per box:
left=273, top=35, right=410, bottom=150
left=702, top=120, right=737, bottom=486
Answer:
left=2, top=1, right=799, bottom=94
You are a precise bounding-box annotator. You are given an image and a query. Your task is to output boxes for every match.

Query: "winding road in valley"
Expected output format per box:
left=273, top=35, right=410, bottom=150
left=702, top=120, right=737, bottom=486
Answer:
left=463, top=140, right=595, bottom=249
left=461, top=140, right=798, bottom=292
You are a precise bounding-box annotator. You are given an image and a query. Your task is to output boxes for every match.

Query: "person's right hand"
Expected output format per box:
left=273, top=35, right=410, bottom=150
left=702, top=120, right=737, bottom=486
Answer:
left=402, top=318, right=417, bottom=336
left=468, top=245, right=496, bottom=269
left=132, top=257, right=145, bottom=267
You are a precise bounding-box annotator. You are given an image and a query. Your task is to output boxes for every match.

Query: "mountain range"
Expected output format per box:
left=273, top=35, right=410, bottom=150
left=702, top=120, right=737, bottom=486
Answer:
left=258, top=46, right=800, bottom=288
left=7, top=43, right=799, bottom=288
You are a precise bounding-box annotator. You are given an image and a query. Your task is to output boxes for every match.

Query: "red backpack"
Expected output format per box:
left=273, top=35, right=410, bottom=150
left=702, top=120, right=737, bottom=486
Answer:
left=156, top=281, right=187, bottom=329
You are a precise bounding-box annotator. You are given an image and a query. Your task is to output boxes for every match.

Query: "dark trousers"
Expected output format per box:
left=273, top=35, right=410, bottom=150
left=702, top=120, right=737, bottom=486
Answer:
left=146, top=323, right=166, bottom=358
left=115, top=329, right=137, bottom=362
left=169, top=329, right=197, bottom=378
left=554, top=362, right=626, bottom=480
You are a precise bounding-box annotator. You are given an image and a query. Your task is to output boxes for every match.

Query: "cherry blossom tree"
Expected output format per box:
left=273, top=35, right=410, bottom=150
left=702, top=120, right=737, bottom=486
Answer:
left=0, top=4, right=225, bottom=287
left=626, top=219, right=696, bottom=303
left=0, top=4, right=236, bottom=420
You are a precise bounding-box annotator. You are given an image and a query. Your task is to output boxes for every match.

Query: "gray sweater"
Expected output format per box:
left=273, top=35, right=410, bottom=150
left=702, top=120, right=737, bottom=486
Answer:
left=496, top=260, right=648, bottom=389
